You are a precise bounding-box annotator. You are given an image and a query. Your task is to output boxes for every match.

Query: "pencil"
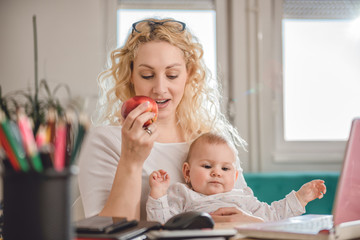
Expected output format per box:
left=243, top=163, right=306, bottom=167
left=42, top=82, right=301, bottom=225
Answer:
left=0, top=124, right=21, bottom=171
left=54, top=120, right=66, bottom=172
left=17, top=109, right=43, bottom=172
left=0, top=112, right=30, bottom=172
left=65, top=110, right=76, bottom=167
left=35, top=124, right=48, bottom=148
left=46, top=108, right=56, bottom=145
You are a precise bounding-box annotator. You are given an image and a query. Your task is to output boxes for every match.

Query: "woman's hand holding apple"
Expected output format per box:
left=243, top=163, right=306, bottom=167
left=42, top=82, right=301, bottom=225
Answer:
left=120, top=96, right=158, bottom=167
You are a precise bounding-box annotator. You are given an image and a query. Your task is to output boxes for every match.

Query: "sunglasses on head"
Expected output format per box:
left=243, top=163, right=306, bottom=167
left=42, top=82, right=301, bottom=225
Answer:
left=131, top=20, right=186, bottom=34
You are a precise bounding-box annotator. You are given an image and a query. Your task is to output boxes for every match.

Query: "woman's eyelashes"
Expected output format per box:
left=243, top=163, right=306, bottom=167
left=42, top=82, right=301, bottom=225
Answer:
left=140, top=71, right=179, bottom=80
left=167, top=75, right=178, bottom=80
left=141, top=75, right=178, bottom=80
left=142, top=75, right=153, bottom=79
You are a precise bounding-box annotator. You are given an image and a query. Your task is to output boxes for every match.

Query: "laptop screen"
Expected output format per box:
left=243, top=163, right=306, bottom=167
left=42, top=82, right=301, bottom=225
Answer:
left=332, top=118, right=360, bottom=226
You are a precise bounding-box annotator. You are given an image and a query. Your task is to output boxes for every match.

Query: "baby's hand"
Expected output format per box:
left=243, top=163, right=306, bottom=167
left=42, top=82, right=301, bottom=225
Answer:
left=149, top=169, right=170, bottom=199
left=295, top=180, right=327, bottom=207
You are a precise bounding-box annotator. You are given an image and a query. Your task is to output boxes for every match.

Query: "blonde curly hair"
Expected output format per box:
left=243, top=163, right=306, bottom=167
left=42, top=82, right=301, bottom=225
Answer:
left=94, top=18, right=246, bottom=149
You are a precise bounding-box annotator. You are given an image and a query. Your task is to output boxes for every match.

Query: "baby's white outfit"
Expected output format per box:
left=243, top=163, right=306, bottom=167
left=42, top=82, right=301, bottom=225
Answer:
left=147, top=182, right=305, bottom=224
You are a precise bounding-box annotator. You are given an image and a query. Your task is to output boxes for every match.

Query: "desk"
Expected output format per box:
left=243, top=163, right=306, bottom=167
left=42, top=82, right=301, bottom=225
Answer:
left=75, top=221, right=255, bottom=240
left=215, top=222, right=253, bottom=240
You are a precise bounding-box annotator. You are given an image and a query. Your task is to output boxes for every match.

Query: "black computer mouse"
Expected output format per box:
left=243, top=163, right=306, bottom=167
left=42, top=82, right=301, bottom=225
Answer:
left=163, top=211, right=214, bottom=230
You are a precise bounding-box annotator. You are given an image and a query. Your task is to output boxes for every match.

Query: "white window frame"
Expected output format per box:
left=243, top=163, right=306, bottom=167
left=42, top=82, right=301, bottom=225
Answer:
left=272, top=1, right=355, bottom=168
left=229, top=0, right=349, bottom=172
left=278, top=0, right=360, bottom=152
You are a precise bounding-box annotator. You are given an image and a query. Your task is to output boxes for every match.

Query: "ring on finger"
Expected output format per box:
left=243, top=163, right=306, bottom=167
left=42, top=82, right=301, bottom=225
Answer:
left=144, top=127, right=152, bottom=136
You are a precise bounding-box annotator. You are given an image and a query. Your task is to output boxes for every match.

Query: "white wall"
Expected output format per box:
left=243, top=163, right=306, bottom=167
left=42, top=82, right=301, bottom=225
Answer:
left=0, top=0, right=115, bottom=114
left=0, top=0, right=118, bottom=209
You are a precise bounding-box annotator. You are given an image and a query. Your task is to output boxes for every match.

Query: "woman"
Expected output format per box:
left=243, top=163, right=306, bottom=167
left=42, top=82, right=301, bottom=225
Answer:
left=78, top=18, right=253, bottom=222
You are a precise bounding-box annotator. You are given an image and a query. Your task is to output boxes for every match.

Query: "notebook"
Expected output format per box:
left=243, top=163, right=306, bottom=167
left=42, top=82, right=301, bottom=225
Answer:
left=236, top=118, right=360, bottom=240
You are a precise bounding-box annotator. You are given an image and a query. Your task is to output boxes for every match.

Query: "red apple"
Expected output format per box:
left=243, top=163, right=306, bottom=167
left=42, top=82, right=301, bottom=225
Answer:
left=121, top=96, right=158, bottom=127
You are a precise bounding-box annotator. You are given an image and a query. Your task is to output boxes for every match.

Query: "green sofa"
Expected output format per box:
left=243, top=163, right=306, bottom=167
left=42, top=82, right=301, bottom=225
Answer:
left=243, top=172, right=340, bottom=215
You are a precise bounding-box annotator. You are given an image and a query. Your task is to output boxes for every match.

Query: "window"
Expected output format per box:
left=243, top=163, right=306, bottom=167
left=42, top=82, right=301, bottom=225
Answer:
left=273, top=0, right=360, bottom=166
left=282, top=6, right=360, bottom=141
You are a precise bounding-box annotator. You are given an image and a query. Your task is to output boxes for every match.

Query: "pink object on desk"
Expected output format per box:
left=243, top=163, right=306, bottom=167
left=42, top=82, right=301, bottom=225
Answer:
left=332, top=118, right=360, bottom=226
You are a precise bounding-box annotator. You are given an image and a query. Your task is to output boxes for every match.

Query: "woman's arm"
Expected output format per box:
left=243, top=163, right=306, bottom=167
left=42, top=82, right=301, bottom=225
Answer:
left=100, top=158, right=143, bottom=219
left=210, top=207, right=264, bottom=223
left=79, top=102, right=158, bottom=220
left=99, top=102, right=158, bottom=220
left=78, top=126, right=122, bottom=218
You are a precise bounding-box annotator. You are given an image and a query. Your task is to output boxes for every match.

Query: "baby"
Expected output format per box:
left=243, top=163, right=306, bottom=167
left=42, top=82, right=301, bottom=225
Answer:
left=146, top=132, right=326, bottom=224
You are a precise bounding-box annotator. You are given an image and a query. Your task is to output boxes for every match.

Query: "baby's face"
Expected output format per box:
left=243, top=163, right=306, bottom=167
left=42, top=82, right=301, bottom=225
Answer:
left=184, top=142, right=238, bottom=195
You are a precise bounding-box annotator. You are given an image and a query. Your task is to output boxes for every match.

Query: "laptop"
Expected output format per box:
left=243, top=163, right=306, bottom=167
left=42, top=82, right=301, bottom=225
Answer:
left=236, top=118, right=360, bottom=240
